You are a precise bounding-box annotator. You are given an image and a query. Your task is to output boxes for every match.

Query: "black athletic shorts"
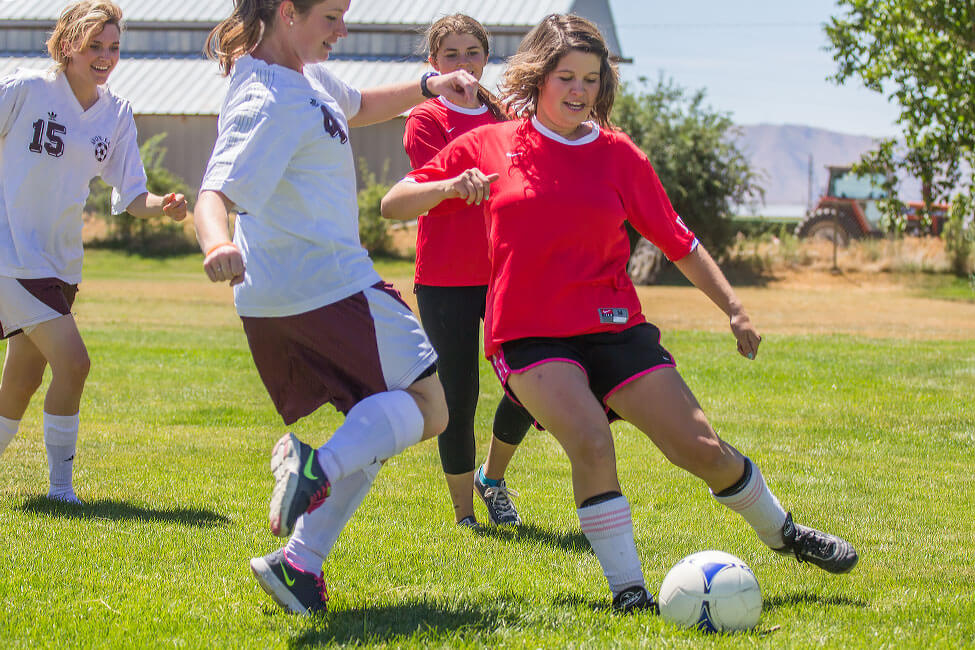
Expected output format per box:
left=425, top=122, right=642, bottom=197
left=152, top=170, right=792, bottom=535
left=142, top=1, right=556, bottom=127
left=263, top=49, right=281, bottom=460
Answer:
left=490, top=323, right=676, bottom=422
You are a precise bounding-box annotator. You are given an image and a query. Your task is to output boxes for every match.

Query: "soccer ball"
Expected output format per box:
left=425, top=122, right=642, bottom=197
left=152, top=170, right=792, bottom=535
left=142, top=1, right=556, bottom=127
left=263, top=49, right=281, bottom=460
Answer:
left=658, top=550, right=762, bottom=633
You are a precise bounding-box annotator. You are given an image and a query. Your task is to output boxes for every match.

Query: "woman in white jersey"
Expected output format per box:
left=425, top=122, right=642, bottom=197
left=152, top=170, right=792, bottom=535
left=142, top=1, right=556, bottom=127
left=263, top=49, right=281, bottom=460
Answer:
left=0, top=1, right=187, bottom=504
left=384, top=14, right=858, bottom=613
left=404, top=14, right=534, bottom=529
left=196, top=0, right=479, bottom=615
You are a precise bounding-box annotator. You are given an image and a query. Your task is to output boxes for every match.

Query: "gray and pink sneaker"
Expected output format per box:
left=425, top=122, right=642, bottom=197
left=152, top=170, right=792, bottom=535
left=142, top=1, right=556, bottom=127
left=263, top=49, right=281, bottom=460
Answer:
left=268, top=433, right=331, bottom=537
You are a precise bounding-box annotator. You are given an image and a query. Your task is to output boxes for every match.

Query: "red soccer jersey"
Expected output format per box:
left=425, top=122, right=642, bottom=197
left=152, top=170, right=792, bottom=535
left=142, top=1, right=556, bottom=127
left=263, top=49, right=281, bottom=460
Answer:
left=408, top=117, right=698, bottom=358
left=403, top=97, right=501, bottom=286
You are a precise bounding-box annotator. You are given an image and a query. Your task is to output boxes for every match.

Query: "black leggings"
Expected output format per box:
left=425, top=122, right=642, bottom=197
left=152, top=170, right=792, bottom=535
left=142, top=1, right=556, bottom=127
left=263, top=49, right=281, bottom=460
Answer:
left=415, top=284, right=533, bottom=475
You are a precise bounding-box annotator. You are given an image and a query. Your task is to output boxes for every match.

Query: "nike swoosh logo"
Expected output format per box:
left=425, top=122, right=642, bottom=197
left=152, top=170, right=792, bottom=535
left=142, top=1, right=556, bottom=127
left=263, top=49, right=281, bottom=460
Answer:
left=280, top=563, right=295, bottom=587
left=447, top=127, right=456, bottom=133
left=303, top=453, right=320, bottom=481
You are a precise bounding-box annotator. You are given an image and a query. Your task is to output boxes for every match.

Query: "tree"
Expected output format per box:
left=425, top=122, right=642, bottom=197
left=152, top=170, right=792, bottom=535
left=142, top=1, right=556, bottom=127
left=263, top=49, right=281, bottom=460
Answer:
left=826, top=1, right=975, bottom=272
left=612, top=77, right=763, bottom=283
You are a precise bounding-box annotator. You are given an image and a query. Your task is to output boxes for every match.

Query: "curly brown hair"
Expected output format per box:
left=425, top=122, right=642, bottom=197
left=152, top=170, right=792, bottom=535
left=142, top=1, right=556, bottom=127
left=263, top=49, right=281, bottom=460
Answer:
left=46, top=1, right=123, bottom=72
left=499, top=14, right=618, bottom=127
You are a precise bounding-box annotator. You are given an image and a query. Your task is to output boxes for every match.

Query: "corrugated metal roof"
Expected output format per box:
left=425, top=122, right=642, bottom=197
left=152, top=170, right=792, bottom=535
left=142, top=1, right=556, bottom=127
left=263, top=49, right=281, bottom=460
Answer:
left=0, top=56, right=505, bottom=115
left=0, top=0, right=574, bottom=26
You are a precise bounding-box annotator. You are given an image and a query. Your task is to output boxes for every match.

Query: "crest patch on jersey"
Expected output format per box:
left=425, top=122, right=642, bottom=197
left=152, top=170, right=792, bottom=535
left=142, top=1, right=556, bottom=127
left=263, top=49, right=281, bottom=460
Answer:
left=598, top=307, right=629, bottom=324
left=90, top=135, right=110, bottom=162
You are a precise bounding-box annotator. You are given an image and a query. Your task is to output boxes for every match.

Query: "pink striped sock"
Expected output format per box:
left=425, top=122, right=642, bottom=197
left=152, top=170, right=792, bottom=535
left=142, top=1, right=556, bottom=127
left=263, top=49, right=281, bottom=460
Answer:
left=712, top=459, right=788, bottom=548
left=577, top=495, right=645, bottom=595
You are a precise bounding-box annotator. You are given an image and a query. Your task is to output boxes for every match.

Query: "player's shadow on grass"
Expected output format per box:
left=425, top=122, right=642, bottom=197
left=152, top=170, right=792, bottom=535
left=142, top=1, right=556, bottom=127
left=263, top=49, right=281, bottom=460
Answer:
left=763, top=592, right=868, bottom=613
left=18, top=496, right=231, bottom=528
left=473, top=522, right=591, bottom=553
left=285, top=599, right=511, bottom=647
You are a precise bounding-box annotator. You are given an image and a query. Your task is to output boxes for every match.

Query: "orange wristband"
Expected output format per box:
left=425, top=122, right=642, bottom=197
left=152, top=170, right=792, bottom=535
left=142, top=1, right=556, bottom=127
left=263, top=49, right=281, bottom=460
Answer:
left=205, top=241, right=237, bottom=257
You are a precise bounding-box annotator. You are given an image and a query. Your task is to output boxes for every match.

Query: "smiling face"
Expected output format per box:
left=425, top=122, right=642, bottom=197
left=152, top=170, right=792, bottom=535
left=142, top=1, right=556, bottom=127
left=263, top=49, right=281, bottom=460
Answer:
left=535, top=49, right=602, bottom=139
left=430, top=32, right=487, bottom=80
left=64, top=22, right=120, bottom=88
left=289, top=0, right=350, bottom=65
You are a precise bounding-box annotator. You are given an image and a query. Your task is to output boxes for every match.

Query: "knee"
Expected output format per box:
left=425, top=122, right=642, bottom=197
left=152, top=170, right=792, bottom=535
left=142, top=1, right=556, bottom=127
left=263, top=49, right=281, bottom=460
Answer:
left=568, top=430, right=617, bottom=471
left=408, top=376, right=449, bottom=440
left=51, top=349, right=90, bottom=387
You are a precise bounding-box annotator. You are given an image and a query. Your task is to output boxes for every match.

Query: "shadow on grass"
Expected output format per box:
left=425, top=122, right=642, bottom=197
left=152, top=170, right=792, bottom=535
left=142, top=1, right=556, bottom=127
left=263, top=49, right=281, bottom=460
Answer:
left=18, top=496, right=231, bottom=528
left=285, top=599, right=511, bottom=647
left=473, top=522, right=591, bottom=554
left=764, top=591, right=868, bottom=613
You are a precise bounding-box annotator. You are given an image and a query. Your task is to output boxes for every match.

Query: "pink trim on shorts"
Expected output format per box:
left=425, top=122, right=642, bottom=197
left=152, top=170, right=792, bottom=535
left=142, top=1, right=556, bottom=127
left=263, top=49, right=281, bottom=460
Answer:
left=602, top=361, right=677, bottom=403
left=490, top=350, right=587, bottom=411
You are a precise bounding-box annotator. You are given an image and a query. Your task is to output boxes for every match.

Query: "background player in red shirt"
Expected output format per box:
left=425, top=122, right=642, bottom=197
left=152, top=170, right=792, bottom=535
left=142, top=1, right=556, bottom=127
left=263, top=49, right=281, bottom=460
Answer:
left=383, top=14, right=858, bottom=612
left=404, top=14, right=533, bottom=528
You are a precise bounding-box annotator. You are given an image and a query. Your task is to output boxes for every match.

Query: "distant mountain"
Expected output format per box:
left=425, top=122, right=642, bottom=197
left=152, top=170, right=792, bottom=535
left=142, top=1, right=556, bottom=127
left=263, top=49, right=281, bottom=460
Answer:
left=735, top=124, right=920, bottom=208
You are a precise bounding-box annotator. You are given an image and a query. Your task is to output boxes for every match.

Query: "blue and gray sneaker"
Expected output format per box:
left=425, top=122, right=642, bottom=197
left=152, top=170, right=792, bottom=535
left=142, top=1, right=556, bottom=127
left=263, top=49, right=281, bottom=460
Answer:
left=269, top=433, right=331, bottom=537
left=474, top=465, right=522, bottom=526
left=612, top=585, right=658, bottom=614
left=250, top=548, right=328, bottom=614
left=774, top=512, right=859, bottom=574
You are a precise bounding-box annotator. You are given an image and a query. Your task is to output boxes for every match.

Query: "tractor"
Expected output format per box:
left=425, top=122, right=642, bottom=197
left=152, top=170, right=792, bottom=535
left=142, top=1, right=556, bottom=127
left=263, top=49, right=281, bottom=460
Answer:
left=795, top=165, right=948, bottom=244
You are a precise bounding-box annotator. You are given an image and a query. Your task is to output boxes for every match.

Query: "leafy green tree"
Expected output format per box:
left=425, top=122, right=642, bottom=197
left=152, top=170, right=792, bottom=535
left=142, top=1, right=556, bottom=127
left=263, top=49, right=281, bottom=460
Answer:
left=612, top=78, right=762, bottom=282
left=826, top=0, right=975, bottom=272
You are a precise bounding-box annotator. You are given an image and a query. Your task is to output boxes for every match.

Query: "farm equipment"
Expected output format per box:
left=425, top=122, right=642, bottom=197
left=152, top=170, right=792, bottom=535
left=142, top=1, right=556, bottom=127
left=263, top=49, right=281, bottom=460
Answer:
left=795, top=165, right=948, bottom=244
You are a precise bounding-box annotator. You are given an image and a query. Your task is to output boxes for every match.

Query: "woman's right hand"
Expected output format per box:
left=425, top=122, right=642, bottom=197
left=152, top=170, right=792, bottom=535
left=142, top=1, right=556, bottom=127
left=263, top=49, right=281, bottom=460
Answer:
left=203, top=242, right=245, bottom=286
left=444, top=168, right=499, bottom=205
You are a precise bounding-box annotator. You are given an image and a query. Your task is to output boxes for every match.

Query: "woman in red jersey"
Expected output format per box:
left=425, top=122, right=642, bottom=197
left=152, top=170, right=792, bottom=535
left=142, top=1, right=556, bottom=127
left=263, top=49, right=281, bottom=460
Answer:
left=383, top=14, right=858, bottom=612
left=403, top=14, right=533, bottom=529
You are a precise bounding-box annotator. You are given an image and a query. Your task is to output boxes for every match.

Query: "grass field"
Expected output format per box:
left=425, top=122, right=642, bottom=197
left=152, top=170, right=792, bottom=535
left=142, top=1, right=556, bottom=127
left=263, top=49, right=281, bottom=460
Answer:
left=0, top=251, right=973, bottom=648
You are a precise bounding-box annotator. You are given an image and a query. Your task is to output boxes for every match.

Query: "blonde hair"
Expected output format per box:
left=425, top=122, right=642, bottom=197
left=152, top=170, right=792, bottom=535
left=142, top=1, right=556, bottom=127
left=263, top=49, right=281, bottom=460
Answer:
left=500, top=14, right=618, bottom=127
left=205, top=0, right=325, bottom=76
left=46, top=0, right=123, bottom=71
left=425, top=14, right=507, bottom=122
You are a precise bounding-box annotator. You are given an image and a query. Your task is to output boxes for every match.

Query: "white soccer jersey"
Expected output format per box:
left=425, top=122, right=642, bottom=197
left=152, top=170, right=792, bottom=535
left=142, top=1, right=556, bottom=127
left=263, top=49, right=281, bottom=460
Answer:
left=201, top=56, right=381, bottom=318
left=0, top=68, right=148, bottom=283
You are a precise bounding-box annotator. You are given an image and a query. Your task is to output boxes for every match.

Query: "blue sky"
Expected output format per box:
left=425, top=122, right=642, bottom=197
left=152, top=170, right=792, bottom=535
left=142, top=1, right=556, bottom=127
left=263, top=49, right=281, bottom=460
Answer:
left=608, top=0, right=900, bottom=137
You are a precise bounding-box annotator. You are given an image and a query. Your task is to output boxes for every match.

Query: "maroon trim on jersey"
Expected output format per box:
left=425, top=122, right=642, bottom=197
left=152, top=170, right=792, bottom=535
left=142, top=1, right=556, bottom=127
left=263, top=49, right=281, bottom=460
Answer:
left=0, top=278, right=78, bottom=339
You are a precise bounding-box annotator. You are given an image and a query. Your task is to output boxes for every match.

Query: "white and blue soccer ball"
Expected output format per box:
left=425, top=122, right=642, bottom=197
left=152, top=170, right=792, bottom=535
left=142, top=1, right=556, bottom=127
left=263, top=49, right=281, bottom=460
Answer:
left=658, top=550, right=762, bottom=633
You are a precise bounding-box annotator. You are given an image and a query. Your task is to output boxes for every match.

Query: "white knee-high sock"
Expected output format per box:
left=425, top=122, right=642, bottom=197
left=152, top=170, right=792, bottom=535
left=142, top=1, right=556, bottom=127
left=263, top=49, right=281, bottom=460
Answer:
left=44, top=412, right=79, bottom=500
left=285, top=460, right=381, bottom=575
left=0, top=415, right=19, bottom=457
left=315, top=390, right=423, bottom=483
left=578, top=496, right=645, bottom=596
left=711, top=458, right=788, bottom=548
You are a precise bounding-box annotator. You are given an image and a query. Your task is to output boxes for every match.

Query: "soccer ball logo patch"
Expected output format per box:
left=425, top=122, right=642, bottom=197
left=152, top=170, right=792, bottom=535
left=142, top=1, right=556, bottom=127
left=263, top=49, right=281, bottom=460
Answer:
left=91, top=135, right=110, bottom=162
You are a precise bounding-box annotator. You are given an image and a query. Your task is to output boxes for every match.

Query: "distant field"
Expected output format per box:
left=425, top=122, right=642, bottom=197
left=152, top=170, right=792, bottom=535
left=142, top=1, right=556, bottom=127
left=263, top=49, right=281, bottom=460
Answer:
left=0, top=250, right=972, bottom=649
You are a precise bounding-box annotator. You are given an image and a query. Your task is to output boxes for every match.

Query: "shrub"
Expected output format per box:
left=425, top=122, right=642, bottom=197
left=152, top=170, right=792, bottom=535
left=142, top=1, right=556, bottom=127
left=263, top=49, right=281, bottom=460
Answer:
left=357, top=160, right=393, bottom=256
left=944, top=192, right=974, bottom=276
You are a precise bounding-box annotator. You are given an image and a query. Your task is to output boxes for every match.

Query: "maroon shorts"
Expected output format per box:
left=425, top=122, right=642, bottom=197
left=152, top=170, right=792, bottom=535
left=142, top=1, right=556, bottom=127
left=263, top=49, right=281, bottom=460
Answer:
left=241, top=282, right=437, bottom=425
left=0, top=278, right=79, bottom=339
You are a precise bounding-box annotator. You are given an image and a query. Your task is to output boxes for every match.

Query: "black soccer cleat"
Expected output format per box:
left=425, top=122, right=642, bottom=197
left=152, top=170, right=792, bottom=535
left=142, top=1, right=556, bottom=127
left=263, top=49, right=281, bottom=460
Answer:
left=250, top=548, right=328, bottom=614
left=268, top=432, right=331, bottom=537
left=612, top=585, right=659, bottom=614
left=774, top=512, right=859, bottom=574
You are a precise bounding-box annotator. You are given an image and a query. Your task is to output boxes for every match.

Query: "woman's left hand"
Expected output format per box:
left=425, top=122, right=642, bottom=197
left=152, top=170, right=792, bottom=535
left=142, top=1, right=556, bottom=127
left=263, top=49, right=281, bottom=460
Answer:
left=427, top=70, right=478, bottom=106
left=730, top=311, right=762, bottom=360
left=162, top=193, right=188, bottom=222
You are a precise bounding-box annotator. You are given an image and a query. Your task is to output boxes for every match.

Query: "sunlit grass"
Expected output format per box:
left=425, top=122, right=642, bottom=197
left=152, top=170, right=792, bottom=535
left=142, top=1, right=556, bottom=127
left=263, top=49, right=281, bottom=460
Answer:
left=0, top=250, right=971, bottom=648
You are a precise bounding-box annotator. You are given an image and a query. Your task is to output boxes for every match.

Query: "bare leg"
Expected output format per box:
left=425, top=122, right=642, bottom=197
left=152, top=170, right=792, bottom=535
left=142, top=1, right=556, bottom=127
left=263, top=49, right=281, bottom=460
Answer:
left=444, top=470, right=476, bottom=522
left=0, top=333, right=48, bottom=420
left=507, top=361, right=618, bottom=506
left=606, top=367, right=744, bottom=492
left=24, top=315, right=90, bottom=417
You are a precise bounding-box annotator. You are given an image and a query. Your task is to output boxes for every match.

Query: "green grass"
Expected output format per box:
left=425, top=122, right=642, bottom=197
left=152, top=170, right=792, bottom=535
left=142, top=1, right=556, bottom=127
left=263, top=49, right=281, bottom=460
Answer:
left=0, top=251, right=973, bottom=648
